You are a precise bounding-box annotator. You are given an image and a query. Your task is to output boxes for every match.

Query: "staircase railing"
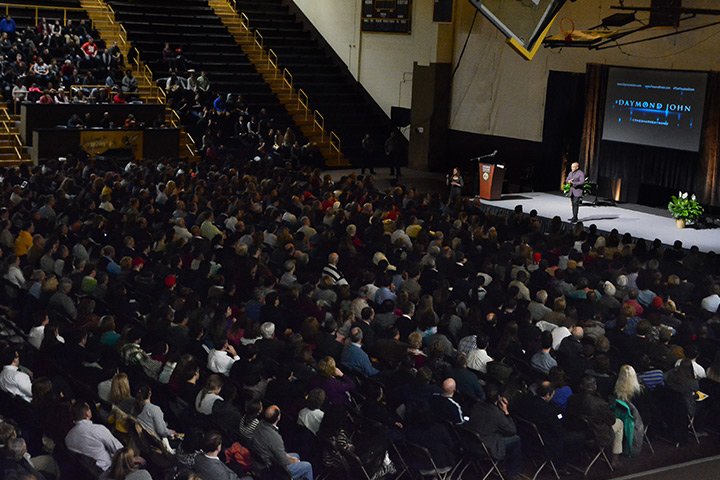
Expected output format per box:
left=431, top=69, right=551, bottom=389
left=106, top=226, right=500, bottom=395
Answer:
left=85, top=0, right=198, bottom=159
left=223, top=0, right=341, bottom=161
left=0, top=2, right=89, bottom=28
left=0, top=107, right=24, bottom=161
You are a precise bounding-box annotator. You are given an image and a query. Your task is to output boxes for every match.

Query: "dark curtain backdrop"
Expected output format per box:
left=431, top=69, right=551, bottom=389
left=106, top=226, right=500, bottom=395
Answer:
left=581, top=63, right=720, bottom=207
left=697, top=71, right=720, bottom=206
left=578, top=63, right=608, bottom=186
left=543, top=71, right=586, bottom=192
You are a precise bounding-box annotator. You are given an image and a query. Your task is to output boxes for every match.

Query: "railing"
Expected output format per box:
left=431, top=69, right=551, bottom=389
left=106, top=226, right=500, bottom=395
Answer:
left=313, top=110, right=325, bottom=142
left=220, top=0, right=342, bottom=161
left=297, top=89, right=309, bottom=121
left=0, top=2, right=87, bottom=28
left=0, top=107, right=24, bottom=161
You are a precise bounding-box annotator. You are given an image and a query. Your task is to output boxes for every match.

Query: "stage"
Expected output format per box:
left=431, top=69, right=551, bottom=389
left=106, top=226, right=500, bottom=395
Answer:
left=479, top=192, right=720, bottom=253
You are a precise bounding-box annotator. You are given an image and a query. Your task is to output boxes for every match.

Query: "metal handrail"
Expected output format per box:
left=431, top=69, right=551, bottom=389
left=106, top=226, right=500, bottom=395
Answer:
left=330, top=131, right=341, bottom=158
left=268, top=49, right=278, bottom=78
left=313, top=110, right=325, bottom=142
left=240, top=12, right=250, bottom=32
left=220, top=0, right=342, bottom=159
left=0, top=2, right=85, bottom=26
left=297, top=89, right=309, bottom=121
left=0, top=106, right=23, bottom=160
left=282, top=68, right=293, bottom=92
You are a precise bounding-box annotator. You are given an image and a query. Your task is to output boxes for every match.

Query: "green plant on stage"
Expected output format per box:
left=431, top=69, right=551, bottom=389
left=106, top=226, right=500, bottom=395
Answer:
left=667, top=191, right=703, bottom=222
left=563, top=179, right=593, bottom=197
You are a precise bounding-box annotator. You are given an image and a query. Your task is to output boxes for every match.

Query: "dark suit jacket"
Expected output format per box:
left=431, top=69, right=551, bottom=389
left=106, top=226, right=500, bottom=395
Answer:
left=468, top=402, right=517, bottom=459
left=430, top=394, right=465, bottom=425
left=193, top=454, right=241, bottom=480
left=566, top=391, right=616, bottom=448
left=251, top=421, right=290, bottom=474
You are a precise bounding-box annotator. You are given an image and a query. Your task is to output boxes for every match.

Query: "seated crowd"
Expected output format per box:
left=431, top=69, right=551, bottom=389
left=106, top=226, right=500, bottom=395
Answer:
left=0, top=14, right=140, bottom=107
left=0, top=143, right=719, bottom=480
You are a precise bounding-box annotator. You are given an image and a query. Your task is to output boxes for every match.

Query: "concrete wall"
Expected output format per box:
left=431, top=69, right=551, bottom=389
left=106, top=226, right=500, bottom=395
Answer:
left=292, top=0, right=439, bottom=116
left=451, top=0, right=720, bottom=142
left=293, top=0, right=720, bottom=142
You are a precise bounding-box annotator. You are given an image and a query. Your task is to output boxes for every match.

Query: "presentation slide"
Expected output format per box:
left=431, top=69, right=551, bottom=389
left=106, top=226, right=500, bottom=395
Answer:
left=602, top=67, right=708, bottom=152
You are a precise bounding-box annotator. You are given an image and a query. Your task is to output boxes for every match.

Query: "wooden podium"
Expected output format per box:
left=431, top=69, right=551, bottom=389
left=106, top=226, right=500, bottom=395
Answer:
left=478, top=163, right=505, bottom=200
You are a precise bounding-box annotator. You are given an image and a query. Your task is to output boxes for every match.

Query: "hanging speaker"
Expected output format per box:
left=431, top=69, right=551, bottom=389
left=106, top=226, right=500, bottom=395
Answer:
left=649, top=0, right=681, bottom=27
left=433, top=0, right=453, bottom=23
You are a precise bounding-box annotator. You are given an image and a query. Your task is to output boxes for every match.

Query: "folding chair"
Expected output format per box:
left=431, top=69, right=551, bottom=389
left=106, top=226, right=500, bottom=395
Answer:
left=515, top=416, right=560, bottom=480
left=688, top=415, right=701, bottom=444
left=565, top=416, right=613, bottom=477
left=643, top=424, right=655, bottom=454
left=455, top=425, right=505, bottom=480
left=403, top=442, right=458, bottom=479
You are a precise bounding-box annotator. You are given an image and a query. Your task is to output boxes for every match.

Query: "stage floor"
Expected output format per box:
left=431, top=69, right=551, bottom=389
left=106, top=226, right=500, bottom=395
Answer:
left=480, top=192, right=720, bottom=253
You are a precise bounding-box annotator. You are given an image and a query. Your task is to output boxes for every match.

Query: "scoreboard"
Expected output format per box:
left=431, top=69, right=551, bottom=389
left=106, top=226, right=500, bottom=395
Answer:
left=361, top=0, right=412, bottom=34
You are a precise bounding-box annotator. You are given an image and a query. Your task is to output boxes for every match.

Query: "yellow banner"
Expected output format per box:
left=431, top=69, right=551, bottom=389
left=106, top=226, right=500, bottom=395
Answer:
left=80, top=130, right=143, bottom=160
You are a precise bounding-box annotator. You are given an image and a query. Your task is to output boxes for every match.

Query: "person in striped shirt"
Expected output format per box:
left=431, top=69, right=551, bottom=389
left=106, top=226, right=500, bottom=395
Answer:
left=322, top=252, right=347, bottom=286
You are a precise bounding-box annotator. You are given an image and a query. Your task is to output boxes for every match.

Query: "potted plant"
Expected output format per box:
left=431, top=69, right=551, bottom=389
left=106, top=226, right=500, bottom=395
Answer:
left=667, top=192, right=703, bottom=228
left=563, top=178, right=593, bottom=197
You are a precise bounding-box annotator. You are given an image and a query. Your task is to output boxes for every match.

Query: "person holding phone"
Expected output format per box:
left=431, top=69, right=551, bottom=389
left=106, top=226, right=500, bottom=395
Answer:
left=468, top=383, right=523, bottom=479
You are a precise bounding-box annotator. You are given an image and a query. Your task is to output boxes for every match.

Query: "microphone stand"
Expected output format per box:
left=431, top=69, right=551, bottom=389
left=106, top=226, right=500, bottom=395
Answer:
left=468, top=151, right=498, bottom=196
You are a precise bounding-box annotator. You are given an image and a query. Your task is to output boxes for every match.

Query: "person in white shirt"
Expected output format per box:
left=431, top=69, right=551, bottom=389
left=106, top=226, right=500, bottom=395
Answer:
left=207, top=339, right=240, bottom=376
left=466, top=334, right=493, bottom=373
left=3, top=254, right=25, bottom=289
left=297, top=388, right=325, bottom=435
left=701, top=284, right=720, bottom=314
left=65, top=401, right=123, bottom=471
left=27, top=312, right=51, bottom=350
left=0, top=348, right=33, bottom=402
left=675, top=344, right=707, bottom=379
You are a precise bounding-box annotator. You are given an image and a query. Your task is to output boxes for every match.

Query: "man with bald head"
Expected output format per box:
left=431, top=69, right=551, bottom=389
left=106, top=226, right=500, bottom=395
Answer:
left=252, top=405, right=314, bottom=479
left=322, top=252, right=347, bottom=286
left=566, top=162, right=585, bottom=223
left=430, top=378, right=467, bottom=425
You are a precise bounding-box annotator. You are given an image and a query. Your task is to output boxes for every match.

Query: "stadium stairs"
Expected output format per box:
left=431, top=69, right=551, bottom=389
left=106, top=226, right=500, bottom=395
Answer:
left=80, top=0, right=200, bottom=160
left=0, top=0, right=102, bottom=165
left=207, top=0, right=347, bottom=167
left=208, top=0, right=397, bottom=167
left=102, top=0, right=316, bottom=163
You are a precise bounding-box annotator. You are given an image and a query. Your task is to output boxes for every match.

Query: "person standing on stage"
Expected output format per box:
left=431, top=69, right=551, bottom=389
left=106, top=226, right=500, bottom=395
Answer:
left=566, top=162, right=585, bottom=223
left=447, top=167, right=464, bottom=204
left=385, top=131, right=402, bottom=178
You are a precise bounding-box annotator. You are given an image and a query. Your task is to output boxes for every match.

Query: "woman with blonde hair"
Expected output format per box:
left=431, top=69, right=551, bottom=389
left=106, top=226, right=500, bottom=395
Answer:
left=613, top=364, right=647, bottom=457
left=108, top=372, right=133, bottom=435
left=614, top=364, right=643, bottom=403
left=105, top=447, right=151, bottom=480
left=109, top=373, right=132, bottom=406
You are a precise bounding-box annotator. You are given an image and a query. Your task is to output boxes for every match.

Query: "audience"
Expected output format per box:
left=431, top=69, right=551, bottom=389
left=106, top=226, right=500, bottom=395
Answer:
left=0, top=127, right=717, bottom=480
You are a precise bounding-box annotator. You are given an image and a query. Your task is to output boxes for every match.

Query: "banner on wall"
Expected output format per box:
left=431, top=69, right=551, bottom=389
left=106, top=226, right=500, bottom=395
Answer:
left=80, top=130, right=143, bottom=159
